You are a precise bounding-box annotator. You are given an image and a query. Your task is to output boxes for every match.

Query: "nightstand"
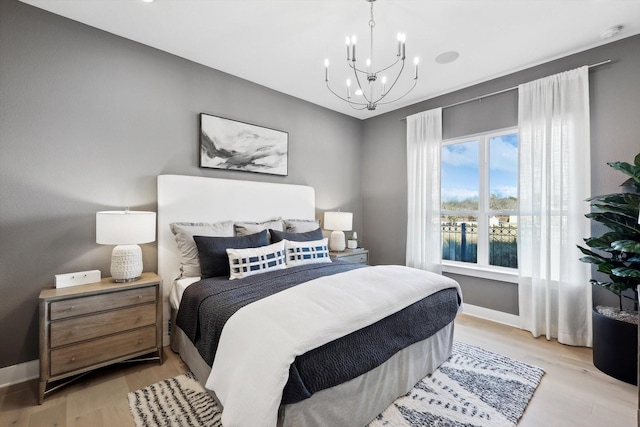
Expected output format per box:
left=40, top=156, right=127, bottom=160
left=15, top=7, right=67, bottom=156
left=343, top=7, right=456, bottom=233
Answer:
left=330, top=248, right=369, bottom=265
left=38, top=272, right=163, bottom=403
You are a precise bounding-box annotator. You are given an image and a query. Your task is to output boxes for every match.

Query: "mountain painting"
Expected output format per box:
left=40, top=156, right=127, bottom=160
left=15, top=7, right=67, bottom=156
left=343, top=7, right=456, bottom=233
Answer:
left=200, top=113, right=288, bottom=176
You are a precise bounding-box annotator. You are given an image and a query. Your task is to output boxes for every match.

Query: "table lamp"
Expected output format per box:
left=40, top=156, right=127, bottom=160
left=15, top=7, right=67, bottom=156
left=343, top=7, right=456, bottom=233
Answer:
left=324, top=211, right=353, bottom=252
left=96, top=210, right=156, bottom=282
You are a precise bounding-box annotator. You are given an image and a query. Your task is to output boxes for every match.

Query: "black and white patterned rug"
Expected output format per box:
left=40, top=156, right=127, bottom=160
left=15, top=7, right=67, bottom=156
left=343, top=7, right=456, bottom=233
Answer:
left=128, top=342, right=543, bottom=427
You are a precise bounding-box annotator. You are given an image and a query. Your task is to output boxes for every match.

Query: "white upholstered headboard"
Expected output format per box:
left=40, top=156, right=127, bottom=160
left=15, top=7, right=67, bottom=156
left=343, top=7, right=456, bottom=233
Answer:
left=157, top=174, right=316, bottom=300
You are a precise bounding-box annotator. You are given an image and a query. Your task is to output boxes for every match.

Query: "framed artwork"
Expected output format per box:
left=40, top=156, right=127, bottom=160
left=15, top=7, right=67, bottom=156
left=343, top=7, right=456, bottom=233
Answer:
left=199, top=113, right=288, bottom=176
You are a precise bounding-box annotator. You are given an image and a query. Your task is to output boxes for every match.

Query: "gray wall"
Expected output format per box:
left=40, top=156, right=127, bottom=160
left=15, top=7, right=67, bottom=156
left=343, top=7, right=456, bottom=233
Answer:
left=361, top=34, right=640, bottom=314
left=0, top=0, right=362, bottom=368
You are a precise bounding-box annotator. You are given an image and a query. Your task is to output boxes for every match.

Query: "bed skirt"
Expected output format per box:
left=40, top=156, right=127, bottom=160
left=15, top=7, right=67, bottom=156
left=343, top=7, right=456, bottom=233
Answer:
left=169, top=311, right=454, bottom=427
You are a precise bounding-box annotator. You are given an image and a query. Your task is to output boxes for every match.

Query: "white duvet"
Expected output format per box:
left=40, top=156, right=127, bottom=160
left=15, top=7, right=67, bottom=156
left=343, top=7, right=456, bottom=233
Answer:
left=206, top=265, right=462, bottom=427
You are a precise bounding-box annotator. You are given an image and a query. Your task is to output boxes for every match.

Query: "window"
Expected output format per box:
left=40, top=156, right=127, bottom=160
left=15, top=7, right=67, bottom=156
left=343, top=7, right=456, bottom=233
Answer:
left=441, top=129, right=518, bottom=272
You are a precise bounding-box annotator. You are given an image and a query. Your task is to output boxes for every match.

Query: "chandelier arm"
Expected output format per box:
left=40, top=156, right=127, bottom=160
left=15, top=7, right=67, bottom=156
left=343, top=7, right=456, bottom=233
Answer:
left=373, top=56, right=402, bottom=75
left=348, top=60, right=371, bottom=75
left=349, top=103, right=369, bottom=111
left=325, top=81, right=368, bottom=106
left=374, top=59, right=406, bottom=103
left=376, top=78, right=418, bottom=105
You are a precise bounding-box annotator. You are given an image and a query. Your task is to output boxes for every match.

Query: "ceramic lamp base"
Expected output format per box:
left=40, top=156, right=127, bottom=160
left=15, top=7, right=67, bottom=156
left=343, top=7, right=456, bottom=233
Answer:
left=329, top=230, right=346, bottom=252
left=110, top=244, right=143, bottom=282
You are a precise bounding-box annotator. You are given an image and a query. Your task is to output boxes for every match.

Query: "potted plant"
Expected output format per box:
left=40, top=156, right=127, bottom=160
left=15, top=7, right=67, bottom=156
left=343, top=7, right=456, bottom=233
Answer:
left=578, top=152, right=640, bottom=385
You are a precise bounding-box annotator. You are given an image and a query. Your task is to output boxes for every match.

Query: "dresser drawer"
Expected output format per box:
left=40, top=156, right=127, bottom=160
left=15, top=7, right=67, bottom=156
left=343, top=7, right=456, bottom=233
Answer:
left=50, top=286, right=156, bottom=320
left=50, top=325, right=156, bottom=376
left=50, top=303, right=156, bottom=348
left=341, top=253, right=368, bottom=264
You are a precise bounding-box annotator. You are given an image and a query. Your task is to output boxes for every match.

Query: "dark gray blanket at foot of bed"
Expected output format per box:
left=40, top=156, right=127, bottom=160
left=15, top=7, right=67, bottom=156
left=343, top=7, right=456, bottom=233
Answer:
left=175, top=262, right=461, bottom=405
left=283, top=287, right=459, bottom=404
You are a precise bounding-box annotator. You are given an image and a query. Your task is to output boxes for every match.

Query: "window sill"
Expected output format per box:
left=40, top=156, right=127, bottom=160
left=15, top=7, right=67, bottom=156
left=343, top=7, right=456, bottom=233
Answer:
left=442, top=262, right=518, bottom=283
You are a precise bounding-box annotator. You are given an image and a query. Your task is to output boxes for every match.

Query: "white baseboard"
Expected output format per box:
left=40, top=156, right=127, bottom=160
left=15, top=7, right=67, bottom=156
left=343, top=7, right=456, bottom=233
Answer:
left=0, top=359, right=39, bottom=388
left=462, top=303, right=521, bottom=328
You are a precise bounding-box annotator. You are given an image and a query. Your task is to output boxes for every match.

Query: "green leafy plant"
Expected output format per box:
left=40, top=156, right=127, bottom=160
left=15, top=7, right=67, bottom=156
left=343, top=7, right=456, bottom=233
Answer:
left=578, top=153, right=640, bottom=310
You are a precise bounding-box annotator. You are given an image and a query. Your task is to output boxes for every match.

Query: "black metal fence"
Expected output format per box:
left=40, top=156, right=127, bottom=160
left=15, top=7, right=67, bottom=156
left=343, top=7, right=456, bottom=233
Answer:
left=441, top=222, right=517, bottom=268
left=442, top=223, right=478, bottom=263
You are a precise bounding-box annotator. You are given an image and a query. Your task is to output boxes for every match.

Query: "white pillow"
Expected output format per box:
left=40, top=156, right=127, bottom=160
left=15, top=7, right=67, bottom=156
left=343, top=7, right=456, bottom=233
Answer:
left=284, top=218, right=321, bottom=233
left=284, top=238, right=331, bottom=267
left=226, top=241, right=287, bottom=280
left=234, top=218, right=284, bottom=236
left=170, top=221, right=234, bottom=278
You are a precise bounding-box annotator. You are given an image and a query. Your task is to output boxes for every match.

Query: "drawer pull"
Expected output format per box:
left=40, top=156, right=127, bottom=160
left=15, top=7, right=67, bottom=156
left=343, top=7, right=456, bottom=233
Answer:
left=137, top=339, right=143, bottom=344
left=70, top=357, right=76, bottom=362
left=137, top=295, right=142, bottom=300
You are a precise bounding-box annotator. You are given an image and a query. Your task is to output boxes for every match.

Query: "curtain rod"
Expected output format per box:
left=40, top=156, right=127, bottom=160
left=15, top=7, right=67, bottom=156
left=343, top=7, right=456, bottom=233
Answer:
left=399, top=59, right=611, bottom=121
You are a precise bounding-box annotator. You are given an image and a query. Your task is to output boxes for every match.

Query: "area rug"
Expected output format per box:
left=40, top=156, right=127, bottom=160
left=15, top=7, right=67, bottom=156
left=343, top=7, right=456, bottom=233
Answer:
left=128, top=341, right=543, bottom=427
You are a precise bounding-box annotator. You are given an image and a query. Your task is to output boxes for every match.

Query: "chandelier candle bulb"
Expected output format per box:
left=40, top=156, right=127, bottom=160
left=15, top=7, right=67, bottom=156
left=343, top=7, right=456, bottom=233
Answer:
left=351, top=35, right=357, bottom=61
left=324, top=59, right=329, bottom=81
left=346, top=37, right=351, bottom=60
left=414, top=57, right=419, bottom=79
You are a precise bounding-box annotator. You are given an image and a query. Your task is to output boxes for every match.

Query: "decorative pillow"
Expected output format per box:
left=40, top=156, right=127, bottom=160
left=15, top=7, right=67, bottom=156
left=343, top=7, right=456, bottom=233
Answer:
left=234, top=218, right=284, bottom=236
left=193, top=230, right=269, bottom=279
left=283, top=218, right=321, bottom=233
left=269, top=228, right=324, bottom=243
left=284, top=238, right=331, bottom=267
left=170, top=221, right=234, bottom=278
left=227, top=241, right=286, bottom=280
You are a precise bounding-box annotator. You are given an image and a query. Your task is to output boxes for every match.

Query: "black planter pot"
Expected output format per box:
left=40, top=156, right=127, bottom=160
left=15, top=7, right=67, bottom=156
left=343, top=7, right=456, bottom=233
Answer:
left=592, top=308, right=638, bottom=385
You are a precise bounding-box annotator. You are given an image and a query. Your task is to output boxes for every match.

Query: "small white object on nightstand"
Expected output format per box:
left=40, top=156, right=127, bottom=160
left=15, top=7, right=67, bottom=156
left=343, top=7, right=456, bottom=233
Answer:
left=54, top=270, right=101, bottom=288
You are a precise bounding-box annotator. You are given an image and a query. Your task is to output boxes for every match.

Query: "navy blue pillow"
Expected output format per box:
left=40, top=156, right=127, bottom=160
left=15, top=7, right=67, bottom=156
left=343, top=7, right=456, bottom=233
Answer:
left=194, top=230, right=269, bottom=278
left=269, top=227, right=323, bottom=243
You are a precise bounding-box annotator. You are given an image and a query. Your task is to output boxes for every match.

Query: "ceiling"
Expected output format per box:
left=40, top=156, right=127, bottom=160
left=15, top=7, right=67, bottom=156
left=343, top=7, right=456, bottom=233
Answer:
left=20, top=0, right=640, bottom=120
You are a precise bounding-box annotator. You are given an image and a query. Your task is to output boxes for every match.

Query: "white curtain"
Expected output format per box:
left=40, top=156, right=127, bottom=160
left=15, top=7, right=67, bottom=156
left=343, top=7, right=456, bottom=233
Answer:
left=406, top=108, right=443, bottom=273
left=518, top=66, right=592, bottom=347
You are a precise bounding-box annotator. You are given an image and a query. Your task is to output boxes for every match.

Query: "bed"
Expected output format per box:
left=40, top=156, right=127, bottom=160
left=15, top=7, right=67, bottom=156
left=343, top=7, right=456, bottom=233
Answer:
left=157, top=174, right=462, bottom=427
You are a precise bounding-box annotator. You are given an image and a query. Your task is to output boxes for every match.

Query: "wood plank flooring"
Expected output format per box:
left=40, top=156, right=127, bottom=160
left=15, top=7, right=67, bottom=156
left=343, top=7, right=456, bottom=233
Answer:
left=1, top=313, right=636, bottom=426
left=454, top=314, right=636, bottom=427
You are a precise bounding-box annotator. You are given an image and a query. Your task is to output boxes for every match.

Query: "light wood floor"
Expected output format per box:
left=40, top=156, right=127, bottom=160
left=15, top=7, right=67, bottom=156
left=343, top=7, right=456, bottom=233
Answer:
left=1, top=314, right=636, bottom=426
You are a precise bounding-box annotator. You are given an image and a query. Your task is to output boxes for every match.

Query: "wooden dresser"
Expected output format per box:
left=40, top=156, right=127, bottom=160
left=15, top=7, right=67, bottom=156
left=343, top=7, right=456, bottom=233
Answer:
left=38, top=272, right=163, bottom=403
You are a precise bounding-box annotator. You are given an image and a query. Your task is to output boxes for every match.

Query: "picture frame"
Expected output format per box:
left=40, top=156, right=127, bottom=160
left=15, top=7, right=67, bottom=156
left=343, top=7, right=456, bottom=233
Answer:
left=199, top=113, right=288, bottom=176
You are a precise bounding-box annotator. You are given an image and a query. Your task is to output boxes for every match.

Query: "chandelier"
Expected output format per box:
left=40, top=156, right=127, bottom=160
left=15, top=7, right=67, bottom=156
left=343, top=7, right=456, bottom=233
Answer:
left=324, top=0, right=419, bottom=111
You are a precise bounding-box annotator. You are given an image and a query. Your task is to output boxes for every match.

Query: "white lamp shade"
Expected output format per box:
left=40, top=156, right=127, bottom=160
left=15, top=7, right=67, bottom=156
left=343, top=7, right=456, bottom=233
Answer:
left=96, top=211, right=156, bottom=245
left=324, top=211, right=353, bottom=231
